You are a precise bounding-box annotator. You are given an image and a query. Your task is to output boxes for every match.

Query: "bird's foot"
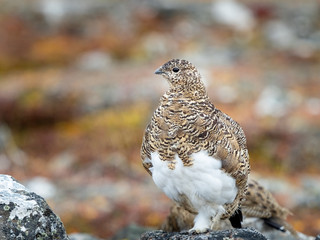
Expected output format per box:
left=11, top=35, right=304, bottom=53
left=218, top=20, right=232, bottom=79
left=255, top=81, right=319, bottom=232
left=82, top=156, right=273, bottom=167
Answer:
left=180, top=230, right=189, bottom=234
left=188, top=227, right=210, bottom=234
left=190, top=209, right=212, bottom=234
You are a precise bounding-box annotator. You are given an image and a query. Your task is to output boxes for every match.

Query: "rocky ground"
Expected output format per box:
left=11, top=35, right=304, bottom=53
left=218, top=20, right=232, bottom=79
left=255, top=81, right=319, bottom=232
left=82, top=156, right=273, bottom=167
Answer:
left=1, top=174, right=318, bottom=240
left=0, top=0, right=319, bottom=239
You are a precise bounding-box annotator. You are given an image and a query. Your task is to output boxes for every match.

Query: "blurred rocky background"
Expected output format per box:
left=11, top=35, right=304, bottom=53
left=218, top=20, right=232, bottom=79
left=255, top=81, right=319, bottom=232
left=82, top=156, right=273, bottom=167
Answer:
left=0, top=0, right=319, bottom=238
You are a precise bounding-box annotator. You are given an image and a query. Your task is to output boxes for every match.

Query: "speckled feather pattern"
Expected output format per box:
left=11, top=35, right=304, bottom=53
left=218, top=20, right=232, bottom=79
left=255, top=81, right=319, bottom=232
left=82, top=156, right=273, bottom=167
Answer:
left=141, top=59, right=250, bottom=228
left=242, top=179, right=290, bottom=219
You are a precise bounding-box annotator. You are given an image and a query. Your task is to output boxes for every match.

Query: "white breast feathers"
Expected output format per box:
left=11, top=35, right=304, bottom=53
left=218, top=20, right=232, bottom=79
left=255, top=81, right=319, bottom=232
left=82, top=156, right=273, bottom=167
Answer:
left=149, top=150, right=238, bottom=209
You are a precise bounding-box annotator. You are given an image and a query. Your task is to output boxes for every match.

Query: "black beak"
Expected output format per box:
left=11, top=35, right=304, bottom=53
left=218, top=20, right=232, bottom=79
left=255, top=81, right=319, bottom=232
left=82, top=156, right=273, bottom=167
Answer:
left=154, top=67, right=164, bottom=75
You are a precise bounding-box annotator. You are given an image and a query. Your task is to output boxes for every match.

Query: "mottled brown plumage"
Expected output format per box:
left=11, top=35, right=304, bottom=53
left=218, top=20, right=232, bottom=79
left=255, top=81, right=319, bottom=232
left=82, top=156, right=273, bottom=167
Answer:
left=141, top=59, right=250, bottom=231
left=162, top=178, right=293, bottom=233
left=242, top=179, right=290, bottom=220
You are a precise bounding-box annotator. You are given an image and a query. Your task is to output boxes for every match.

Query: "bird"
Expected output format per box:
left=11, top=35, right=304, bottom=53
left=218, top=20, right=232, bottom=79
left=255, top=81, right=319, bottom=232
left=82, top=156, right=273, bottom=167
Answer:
left=141, top=58, right=250, bottom=232
left=161, top=177, right=295, bottom=235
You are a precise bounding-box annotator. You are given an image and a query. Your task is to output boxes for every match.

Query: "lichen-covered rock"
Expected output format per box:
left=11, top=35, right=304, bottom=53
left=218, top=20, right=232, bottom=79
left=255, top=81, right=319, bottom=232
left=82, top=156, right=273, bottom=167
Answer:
left=0, top=174, right=69, bottom=240
left=141, top=228, right=267, bottom=240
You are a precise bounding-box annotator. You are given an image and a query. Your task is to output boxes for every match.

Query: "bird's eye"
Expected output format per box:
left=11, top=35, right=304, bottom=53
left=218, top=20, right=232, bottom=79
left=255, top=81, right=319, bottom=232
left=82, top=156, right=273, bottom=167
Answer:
left=172, top=67, right=180, bottom=73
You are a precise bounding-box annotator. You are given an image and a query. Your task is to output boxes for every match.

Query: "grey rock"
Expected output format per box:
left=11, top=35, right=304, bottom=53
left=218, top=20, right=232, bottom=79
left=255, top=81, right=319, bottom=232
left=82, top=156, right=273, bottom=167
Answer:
left=141, top=228, right=267, bottom=240
left=0, top=174, right=69, bottom=240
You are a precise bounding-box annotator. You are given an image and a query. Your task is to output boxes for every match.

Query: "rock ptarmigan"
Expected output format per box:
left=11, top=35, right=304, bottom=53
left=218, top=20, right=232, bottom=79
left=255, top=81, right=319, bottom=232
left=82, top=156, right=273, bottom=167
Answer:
left=141, top=59, right=250, bottom=232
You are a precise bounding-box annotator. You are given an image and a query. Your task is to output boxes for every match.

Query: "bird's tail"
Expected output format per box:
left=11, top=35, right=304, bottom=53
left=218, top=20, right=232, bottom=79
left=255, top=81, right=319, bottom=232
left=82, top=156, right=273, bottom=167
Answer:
left=229, top=208, right=243, bottom=228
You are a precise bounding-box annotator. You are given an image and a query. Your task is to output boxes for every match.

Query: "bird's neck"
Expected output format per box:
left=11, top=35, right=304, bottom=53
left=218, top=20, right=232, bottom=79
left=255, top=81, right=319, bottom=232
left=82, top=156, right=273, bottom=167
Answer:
left=168, top=82, right=208, bottom=99
left=164, top=86, right=208, bottom=101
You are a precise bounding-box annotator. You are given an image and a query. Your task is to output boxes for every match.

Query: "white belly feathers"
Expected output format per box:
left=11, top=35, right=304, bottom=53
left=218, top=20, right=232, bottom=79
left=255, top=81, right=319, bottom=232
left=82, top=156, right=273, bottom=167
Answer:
left=149, top=150, right=238, bottom=209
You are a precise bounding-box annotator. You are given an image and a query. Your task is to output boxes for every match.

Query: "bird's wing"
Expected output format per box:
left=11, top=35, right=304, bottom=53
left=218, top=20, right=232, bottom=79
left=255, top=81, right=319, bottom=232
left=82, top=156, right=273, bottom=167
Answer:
left=213, top=108, right=250, bottom=179
left=216, top=110, right=248, bottom=155
left=141, top=122, right=154, bottom=175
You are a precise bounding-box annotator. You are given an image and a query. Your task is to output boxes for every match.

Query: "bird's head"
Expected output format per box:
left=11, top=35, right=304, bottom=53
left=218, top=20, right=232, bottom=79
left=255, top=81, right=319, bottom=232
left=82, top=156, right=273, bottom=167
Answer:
left=154, top=59, right=207, bottom=97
